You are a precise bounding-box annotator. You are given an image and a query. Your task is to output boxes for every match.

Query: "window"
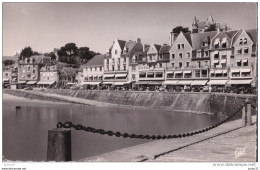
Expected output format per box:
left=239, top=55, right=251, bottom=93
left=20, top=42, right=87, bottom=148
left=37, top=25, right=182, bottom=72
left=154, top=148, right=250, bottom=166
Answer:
left=95, top=67, right=97, bottom=71
left=112, top=66, right=114, bottom=71
left=5, top=73, right=8, bottom=76
left=222, top=55, right=227, bottom=59
left=195, top=70, right=200, bottom=77
left=201, top=70, right=207, bottom=77
left=159, top=63, right=162, bottom=68
left=186, top=52, right=190, bottom=58
left=27, top=66, right=31, bottom=71
left=243, top=59, right=248, bottom=66
left=115, top=50, right=118, bottom=54
left=155, top=72, right=163, bottom=78
left=186, top=62, right=190, bottom=67
left=172, top=54, right=175, bottom=59
left=132, top=74, right=136, bottom=80
left=178, top=44, right=180, bottom=49
left=167, top=73, right=174, bottom=78
left=198, top=61, right=201, bottom=68
left=107, top=59, right=109, bottom=64
left=241, top=72, right=250, bottom=77
left=232, top=72, right=240, bottom=77
left=237, top=49, right=242, bottom=54
left=179, top=53, right=182, bottom=58
left=33, top=70, right=35, bottom=73
left=100, top=67, right=102, bottom=71
left=237, top=60, right=242, bottom=66
left=181, top=44, right=184, bottom=49
left=205, top=51, right=209, bottom=56
left=132, top=66, right=136, bottom=71
left=222, top=42, right=227, bottom=48
left=204, top=61, right=208, bottom=66
left=244, top=38, right=247, bottom=44
left=123, top=65, right=126, bottom=70
left=239, top=39, right=243, bottom=45
left=172, top=63, right=175, bottom=68
left=214, top=53, right=219, bottom=59
left=139, top=72, right=146, bottom=78
left=179, top=62, right=182, bottom=68
left=244, top=47, right=249, bottom=54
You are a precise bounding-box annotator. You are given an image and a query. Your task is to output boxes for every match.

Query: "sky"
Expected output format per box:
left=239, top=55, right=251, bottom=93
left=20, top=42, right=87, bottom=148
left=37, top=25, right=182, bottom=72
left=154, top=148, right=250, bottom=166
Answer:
left=3, top=2, right=258, bottom=56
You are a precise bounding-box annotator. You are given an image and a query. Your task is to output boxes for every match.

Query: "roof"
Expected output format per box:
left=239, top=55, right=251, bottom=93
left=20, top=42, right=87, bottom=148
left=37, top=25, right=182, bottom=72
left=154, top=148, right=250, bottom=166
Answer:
left=60, top=67, right=77, bottom=76
left=197, top=21, right=207, bottom=29
left=159, top=45, right=171, bottom=54
left=183, top=33, right=192, bottom=46
left=134, top=47, right=149, bottom=56
left=153, top=44, right=161, bottom=52
left=117, top=40, right=126, bottom=51
left=226, top=30, right=240, bottom=45
left=246, top=29, right=257, bottom=45
left=83, top=54, right=104, bottom=67
left=191, top=31, right=218, bottom=50
left=125, top=40, right=136, bottom=52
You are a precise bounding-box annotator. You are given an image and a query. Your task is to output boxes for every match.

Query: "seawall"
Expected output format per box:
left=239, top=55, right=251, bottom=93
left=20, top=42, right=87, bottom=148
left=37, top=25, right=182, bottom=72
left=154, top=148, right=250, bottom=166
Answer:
left=3, top=89, right=256, bottom=116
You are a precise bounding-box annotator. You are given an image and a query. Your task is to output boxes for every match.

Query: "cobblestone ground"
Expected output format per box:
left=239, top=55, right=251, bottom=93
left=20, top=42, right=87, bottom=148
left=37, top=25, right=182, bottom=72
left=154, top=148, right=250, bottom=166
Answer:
left=81, top=116, right=256, bottom=162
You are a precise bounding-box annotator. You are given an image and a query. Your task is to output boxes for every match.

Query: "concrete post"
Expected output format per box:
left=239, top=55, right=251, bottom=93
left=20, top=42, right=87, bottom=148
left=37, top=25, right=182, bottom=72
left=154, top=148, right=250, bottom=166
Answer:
left=242, top=105, right=246, bottom=126
left=47, top=129, right=71, bottom=162
left=246, top=102, right=252, bottom=126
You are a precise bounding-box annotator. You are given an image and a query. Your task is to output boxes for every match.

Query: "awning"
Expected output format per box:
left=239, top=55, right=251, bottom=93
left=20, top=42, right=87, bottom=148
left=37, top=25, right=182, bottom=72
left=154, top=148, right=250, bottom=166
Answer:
left=220, top=59, right=227, bottom=63
left=135, top=81, right=150, bottom=85
left=163, top=80, right=179, bottom=85
left=115, top=74, right=127, bottom=78
left=210, top=71, right=215, bottom=74
left=207, top=80, right=228, bottom=85
left=236, top=59, right=241, bottom=62
left=17, top=81, right=26, bottom=84
left=166, top=71, right=174, bottom=74
left=81, top=82, right=101, bottom=85
left=67, top=82, right=75, bottom=85
left=148, top=81, right=163, bottom=85
left=213, top=60, right=219, bottom=63
left=114, top=82, right=125, bottom=86
left=174, top=71, right=183, bottom=74
left=242, top=59, right=248, bottom=63
left=3, top=78, right=9, bottom=81
left=102, top=82, right=114, bottom=85
left=11, top=73, right=17, bottom=77
left=191, top=80, right=208, bottom=86
left=227, top=79, right=253, bottom=85
left=104, top=74, right=115, bottom=78
left=93, top=75, right=98, bottom=78
left=88, top=75, right=93, bottom=77
left=183, top=71, right=192, bottom=74
left=177, top=80, right=193, bottom=85
left=240, top=69, right=251, bottom=73
left=26, top=81, right=38, bottom=85
left=215, top=70, right=223, bottom=74
left=231, top=70, right=240, bottom=73
left=222, top=70, right=228, bottom=74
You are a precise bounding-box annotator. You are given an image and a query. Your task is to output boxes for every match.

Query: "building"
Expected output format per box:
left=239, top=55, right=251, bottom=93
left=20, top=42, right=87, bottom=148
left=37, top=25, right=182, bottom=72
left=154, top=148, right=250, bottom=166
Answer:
left=76, top=67, right=84, bottom=85
left=58, top=67, right=77, bottom=87
left=37, top=65, right=59, bottom=88
left=82, top=54, right=104, bottom=88
left=17, top=55, right=51, bottom=87
left=227, top=29, right=257, bottom=89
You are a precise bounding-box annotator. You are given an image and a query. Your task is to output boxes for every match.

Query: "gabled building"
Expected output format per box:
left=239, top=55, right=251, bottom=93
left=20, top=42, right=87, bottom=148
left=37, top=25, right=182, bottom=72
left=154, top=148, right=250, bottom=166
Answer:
left=165, top=32, right=193, bottom=90
left=17, top=55, right=51, bottom=86
left=228, top=29, right=257, bottom=87
left=208, top=30, right=238, bottom=89
left=82, top=54, right=104, bottom=87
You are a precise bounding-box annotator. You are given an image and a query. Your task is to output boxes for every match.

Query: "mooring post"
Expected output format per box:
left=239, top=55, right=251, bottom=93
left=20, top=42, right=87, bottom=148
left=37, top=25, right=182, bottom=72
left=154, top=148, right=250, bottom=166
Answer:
left=242, top=104, right=246, bottom=126
left=246, top=100, right=252, bottom=126
left=47, top=128, right=71, bottom=162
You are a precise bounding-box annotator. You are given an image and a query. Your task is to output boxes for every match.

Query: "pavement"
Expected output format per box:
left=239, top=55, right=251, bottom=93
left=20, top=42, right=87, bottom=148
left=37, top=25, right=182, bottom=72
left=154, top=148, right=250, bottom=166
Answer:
left=79, top=115, right=257, bottom=162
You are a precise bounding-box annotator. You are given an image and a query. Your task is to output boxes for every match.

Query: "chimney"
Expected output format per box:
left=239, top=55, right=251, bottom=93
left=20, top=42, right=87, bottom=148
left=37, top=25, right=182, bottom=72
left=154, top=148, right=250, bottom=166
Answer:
left=137, top=38, right=141, bottom=43
left=169, top=32, right=178, bottom=46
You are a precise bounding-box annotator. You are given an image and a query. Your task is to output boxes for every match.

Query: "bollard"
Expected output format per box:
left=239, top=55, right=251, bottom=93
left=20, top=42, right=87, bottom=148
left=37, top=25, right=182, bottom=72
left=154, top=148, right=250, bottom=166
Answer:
left=47, top=128, right=71, bottom=162
left=246, top=102, right=252, bottom=126
left=242, top=105, right=246, bottom=126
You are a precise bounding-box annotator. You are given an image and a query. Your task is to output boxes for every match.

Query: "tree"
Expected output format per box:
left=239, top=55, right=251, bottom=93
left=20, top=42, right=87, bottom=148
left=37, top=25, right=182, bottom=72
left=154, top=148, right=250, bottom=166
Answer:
left=20, top=47, right=33, bottom=60
left=57, top=43, right=78, bottom=64
left=44, top=52, right=56, bottom=61
left=172, top=26, right=191, bottom=34
left=3, top=60, right=15, bottom=66
left=205, top=24, right=217, bottom=32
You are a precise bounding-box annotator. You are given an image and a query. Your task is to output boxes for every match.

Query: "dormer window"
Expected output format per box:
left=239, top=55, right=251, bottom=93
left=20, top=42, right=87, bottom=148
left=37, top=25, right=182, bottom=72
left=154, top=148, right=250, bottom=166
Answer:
left=221, top=38, right=227, bottom=48
left=214, top=39, right=220, bottom=48
left=244, top=47, right=249, bottom=54
left=244, top=38, right=247, bottom=44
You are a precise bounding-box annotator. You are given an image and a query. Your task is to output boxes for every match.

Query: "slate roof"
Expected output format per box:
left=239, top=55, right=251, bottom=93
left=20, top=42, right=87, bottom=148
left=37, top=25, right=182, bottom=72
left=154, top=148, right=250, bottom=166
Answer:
left=191, top=31, right=218, bottom=50
left=83, top=54, right=104, bottom=67
left=125, top=40, right=137, bottom=52
left=117, top=40, right=126, bottom=51
left=60, top=67, right=77, bottom=76
left=246, top=29, right=257, bottom=45
left=183, top=33, right=192, bottom=46
left=153, top=44, right=162, bottom=52
left=159, top=45, right=171, bottom=54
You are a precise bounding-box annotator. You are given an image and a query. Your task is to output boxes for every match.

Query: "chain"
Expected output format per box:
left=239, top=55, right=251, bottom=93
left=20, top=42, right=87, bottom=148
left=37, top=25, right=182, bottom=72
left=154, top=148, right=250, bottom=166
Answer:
left=56, top=101, right=254, bottom=140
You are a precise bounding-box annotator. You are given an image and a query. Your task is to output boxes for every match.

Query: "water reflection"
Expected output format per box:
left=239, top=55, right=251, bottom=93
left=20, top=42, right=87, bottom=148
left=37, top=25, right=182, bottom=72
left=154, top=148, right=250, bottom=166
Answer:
left=3, top=98, right=220, bottom=161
